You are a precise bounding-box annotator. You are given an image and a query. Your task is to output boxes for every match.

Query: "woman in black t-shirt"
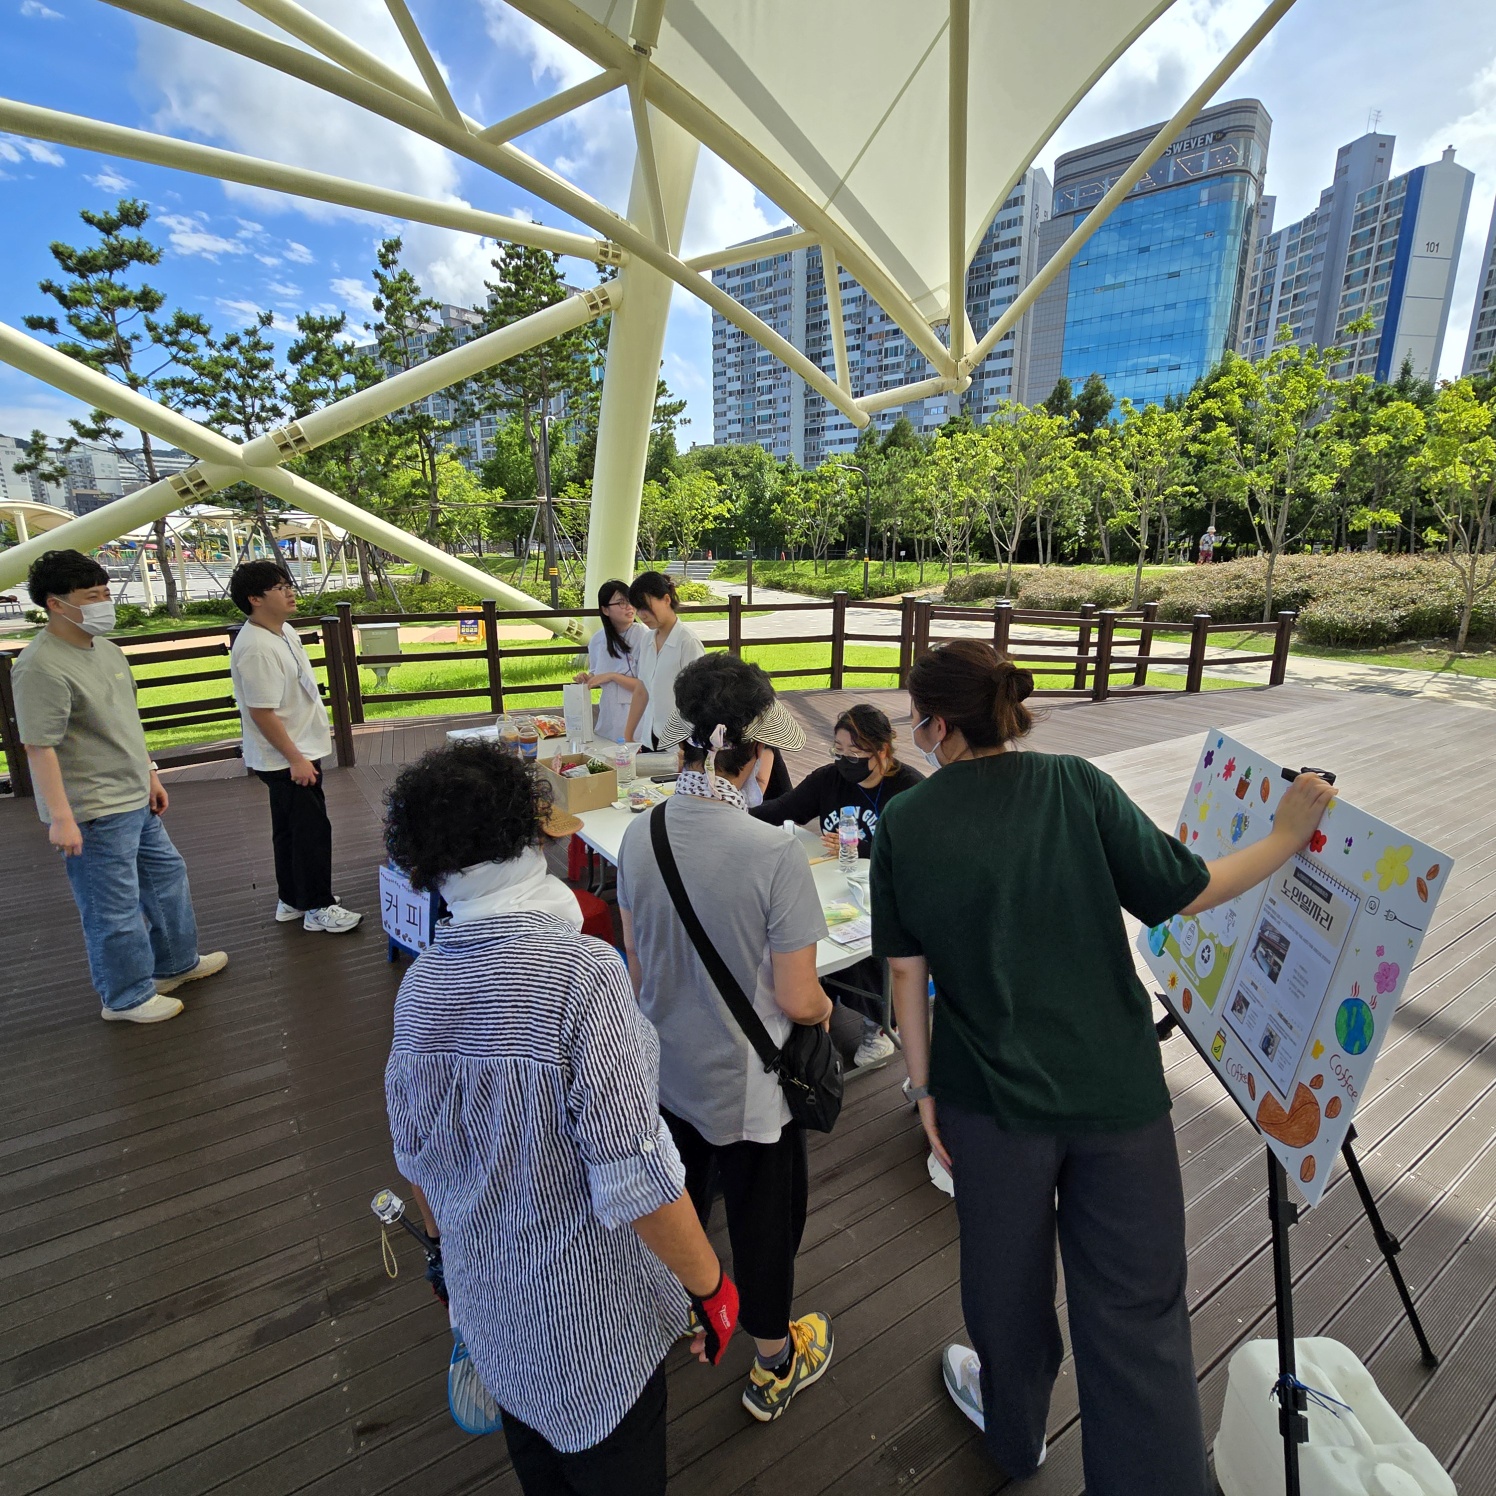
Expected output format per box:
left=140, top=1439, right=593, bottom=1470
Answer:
left=751, top=704, right=919, bottom=1073
left=750, top=704, right=921, bottom=856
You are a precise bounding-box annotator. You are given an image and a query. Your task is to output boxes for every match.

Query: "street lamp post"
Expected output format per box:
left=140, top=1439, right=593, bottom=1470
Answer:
left=833, top=460, right=870, bottom=598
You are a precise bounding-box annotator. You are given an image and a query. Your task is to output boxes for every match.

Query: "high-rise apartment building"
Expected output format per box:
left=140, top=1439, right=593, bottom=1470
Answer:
left=0, top=433, right=68, bottom=509
left=1242, top=137, right=1473, bottom=381
left=1239, top=132, right=1390, bottom=357
left=711, top=171, right=1051, bottom=465
left=1461, top=195, right=1496, bottom=377
left=1023, top=100, right=1271, bottom=408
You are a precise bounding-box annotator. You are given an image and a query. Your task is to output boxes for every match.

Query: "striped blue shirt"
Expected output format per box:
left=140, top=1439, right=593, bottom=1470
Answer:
left=385, top=910, right=691, bottom=1452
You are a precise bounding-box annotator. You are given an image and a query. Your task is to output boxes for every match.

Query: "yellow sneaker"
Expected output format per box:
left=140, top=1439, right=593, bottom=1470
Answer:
left=741, top=1313, right=834, bottom=1422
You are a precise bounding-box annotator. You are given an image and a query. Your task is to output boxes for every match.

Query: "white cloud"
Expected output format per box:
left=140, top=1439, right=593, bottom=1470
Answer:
left=681, top=149, right=788, bottom=261
left=214, top=297, right=297, bottom=335
left=1415, top=53, right=1496, bottom=378
left=156, top=211, right=249, bottom=260
left=330, top=275, right=378, bottom=314
left=20, top=1, right=65, bottom=19
left=481, top=3, right=599, bottom=91
left=0, top=133, right=65, bottom=166
left=265, top=279, right=303, bottom=300
left=283, top=240, right=315, bottom=265
left=139, top=0, right=462, bottom=218
left=86, top=166, right=134, bottom=193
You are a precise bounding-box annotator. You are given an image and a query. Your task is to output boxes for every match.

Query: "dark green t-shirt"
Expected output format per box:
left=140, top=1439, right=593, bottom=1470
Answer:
left=870, top=751, right=1210, bottom=1132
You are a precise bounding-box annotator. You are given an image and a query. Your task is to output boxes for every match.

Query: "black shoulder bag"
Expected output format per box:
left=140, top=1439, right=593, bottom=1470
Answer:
left=649, top=805, right=843, bottom=1132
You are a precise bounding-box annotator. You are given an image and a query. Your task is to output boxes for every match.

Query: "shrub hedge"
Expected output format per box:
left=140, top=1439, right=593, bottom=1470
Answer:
left=943, top=556, right=1493, bottom=647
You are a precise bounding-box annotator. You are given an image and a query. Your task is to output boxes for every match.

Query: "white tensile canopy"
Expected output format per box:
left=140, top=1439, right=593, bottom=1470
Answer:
left=0, top=0, right=1296, bottom=636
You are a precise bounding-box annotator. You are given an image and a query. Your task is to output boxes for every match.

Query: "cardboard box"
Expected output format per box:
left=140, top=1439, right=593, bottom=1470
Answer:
left=539, top=754, right=619, bottom=813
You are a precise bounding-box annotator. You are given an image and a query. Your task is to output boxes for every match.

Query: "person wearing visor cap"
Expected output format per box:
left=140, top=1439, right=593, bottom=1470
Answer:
left=616, top=655, right=837, bottom=1425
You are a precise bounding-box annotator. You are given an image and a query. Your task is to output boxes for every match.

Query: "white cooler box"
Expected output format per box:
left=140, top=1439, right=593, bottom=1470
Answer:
left=1215, top=1337, right=1454, bottom=1496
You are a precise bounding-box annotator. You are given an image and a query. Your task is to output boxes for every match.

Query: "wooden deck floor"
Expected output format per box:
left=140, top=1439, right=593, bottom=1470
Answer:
left=2, top=684, right=1493, bottom=1495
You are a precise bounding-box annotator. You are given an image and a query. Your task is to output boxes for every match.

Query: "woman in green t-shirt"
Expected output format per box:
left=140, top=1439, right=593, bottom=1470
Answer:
left=870, top=640, right=1334, bottom=1496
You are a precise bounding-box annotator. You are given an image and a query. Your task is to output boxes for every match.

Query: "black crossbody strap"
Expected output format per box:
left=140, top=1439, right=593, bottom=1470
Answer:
left=649, top=804, right=782, bottom=1073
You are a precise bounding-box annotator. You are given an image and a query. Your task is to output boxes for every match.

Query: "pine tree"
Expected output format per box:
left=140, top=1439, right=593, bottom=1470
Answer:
left=286, top=312, right=388, bottom=598
left=24, top=198, right=210, bottom=615
left=369, top=236, right=457, bottom=582
left=465, top=243, right=597, bottom=604
left=163, top=311, right=286, bottom=558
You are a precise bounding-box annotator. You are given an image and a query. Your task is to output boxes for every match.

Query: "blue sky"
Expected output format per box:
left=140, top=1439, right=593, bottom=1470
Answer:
left=2, top=0, right=1495, bottom=450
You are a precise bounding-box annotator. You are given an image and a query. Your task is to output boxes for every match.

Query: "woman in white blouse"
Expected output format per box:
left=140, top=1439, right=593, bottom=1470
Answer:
left=575, top=579, right=649, bottom=742
left=628, top=571, right=705, bottom=748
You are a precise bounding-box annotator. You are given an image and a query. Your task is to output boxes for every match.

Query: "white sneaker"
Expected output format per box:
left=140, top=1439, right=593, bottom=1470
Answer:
left=102, top=993, right=183, bottom=1024
left=154, top=950, right=228, bottom=995
left=941, top=1346, right=1047, bottom=1470
left=927, top=1150, right=954, bottom=1197
left=304, top=904, right=363, bottom=935
left=853, top=1029, right=897, bottom=1071
left=275, top=900, right=305, bottom=923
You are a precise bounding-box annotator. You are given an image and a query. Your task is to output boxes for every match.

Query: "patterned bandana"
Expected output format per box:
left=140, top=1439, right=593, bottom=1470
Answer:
left=674, top=768, right=747, bottom=810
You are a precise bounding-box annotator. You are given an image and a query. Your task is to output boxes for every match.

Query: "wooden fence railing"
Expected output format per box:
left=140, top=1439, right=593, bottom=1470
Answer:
left=1, top=594, right=1296, bottom=791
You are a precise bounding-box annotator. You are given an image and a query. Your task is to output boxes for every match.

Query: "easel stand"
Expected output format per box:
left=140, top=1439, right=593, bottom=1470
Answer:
left=1155, top=1007, right=1439, bottom=1496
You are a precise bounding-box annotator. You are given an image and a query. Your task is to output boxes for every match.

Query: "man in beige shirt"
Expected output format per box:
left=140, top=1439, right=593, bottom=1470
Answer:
left=12, top=550, right=227, bottom=1024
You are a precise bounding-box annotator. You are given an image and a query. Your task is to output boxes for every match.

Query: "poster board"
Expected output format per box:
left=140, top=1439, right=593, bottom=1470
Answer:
left=1137, top=731, right=1452, bottom=1205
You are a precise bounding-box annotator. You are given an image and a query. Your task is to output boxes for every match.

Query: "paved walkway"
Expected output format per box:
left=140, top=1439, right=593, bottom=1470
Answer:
left=710, top=585, right=1496, bottom=713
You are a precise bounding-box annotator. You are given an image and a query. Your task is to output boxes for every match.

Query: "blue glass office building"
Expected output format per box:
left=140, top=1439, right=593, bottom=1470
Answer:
left=1024, top=100, right=1272, bottom=407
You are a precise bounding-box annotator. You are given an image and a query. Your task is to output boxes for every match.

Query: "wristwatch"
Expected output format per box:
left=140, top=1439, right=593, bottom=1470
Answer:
left=906, top=1083, right=932, bottom=1102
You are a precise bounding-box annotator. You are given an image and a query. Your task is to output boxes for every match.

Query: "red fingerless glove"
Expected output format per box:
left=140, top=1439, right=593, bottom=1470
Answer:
left=690, top=1270, right=740, bottom=1365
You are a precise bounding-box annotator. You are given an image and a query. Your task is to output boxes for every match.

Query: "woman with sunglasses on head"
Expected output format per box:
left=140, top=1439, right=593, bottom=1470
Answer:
left=627, top=571, right=706, bottom=749
left=870, top=639, right=1336, bottom=1496
left=574, top=579, right=650, bottom=742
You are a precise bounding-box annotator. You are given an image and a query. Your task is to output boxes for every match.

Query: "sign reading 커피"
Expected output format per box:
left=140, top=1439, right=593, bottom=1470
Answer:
left=379, top=863, right=435, bottom=955
left=1138, top=731, right=1452, bottom=1204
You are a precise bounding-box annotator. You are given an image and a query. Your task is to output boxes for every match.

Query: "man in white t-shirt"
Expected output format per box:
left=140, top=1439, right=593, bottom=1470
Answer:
left=229, top=561, right=361, bottom=935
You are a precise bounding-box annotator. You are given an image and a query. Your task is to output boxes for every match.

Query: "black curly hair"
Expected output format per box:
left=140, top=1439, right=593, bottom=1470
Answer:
left=674, top=654, right=775, bottom=777
left=384, top=740, right=554, bottom=892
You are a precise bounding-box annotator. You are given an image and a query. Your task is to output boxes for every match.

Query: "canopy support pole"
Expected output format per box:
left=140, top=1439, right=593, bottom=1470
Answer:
left=584, top=104, right=699, bottom=610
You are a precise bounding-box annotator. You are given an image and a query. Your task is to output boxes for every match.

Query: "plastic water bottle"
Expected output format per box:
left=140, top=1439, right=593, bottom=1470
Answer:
left=838, top=807, right=860, bottom=872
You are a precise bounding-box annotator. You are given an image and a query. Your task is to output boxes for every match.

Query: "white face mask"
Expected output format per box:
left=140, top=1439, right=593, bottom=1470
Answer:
left=914, top=715, right=944, bottom=771
left=61, top=599, right=117, bottom=636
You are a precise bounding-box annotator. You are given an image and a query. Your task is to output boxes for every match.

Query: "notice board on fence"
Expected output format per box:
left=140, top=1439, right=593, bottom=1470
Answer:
left=1137, top=730, right=1452, bottom=1205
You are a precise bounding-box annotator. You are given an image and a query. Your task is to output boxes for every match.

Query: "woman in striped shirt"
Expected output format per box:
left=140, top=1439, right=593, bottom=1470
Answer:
left=383, top=741, right=739, bottom=1496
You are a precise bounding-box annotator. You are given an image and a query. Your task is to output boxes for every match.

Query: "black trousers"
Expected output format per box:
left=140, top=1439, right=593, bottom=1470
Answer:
left=940, top=1105, right=1209, bottom=1496
left=501, top=1362, right=666, bottom=1496
left=253, top=761, right=334, bottom=912
left=662, top=1109, right=807, bottom=1342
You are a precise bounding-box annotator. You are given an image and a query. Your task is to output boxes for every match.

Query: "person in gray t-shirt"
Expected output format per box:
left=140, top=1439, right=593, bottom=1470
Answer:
left=12, top=550, right=227, bottom=1024
left=617, top=655, right=835, bottom=1426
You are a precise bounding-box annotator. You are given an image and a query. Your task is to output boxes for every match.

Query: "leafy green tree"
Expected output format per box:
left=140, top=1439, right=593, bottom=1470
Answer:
left=466, top=244, right=599, bottom=601
left=1072, top=372, right=1116, bottom=438
left=369, top=236, right=456, bottom=580
left=1322, top=385, right=1426, bottom=552
left=1042, top=376, right=1074, bottom=420
left=681, top=442, right=782, bottom=554
left=1188, top=330, right=1349, bottom=619
left=915, top=431, right=988, bottom=582
left=645, top=377, right=689, bottom=484
left=660, top=468, right=730, bottom=561
left=983, top=404, right=1071, bottom=594
left=636, top=478, right=670, bottom=563
left=1113, top=401, right=1190, bottom=603
left=163, top=310, right=286, bottom=558
left=1412, top=379, right=1496, bottom=651
left=776, top=462, right=853, bottom=574
left=24, top=198, right=211, bottom=614
left=1071, top=422, right=1127, bottom=564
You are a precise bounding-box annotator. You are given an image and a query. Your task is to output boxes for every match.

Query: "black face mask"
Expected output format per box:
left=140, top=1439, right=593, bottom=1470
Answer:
left=833, top=754, right=873, bottom=783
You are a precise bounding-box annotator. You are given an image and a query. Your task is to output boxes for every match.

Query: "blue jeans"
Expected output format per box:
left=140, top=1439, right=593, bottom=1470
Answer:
left=63, top=806, right=200, bottom=1012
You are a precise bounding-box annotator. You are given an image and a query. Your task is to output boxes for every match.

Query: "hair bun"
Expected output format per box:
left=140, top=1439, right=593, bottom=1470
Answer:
left=1001, top=662, right=1034, bottom=703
